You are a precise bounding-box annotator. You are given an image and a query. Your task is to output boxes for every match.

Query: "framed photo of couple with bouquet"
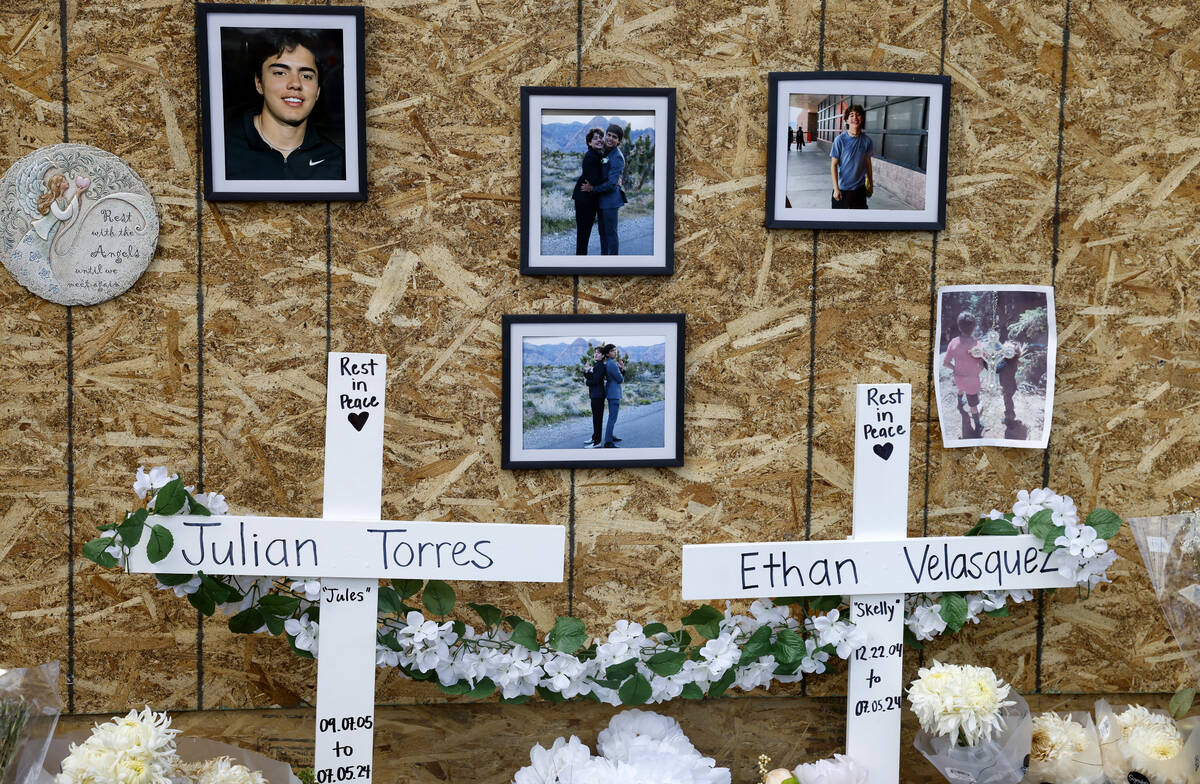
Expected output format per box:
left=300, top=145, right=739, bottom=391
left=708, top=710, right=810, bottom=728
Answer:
left=520, top=87, right=676, bottom=276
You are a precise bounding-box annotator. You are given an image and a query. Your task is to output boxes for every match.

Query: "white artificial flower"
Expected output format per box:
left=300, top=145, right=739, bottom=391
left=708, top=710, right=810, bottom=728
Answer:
left=284, top=616, right=318, bottom=656
left=1012, top=487, right=1054, bottom=520
left=176, top=757, right=266, bottom=784
left=807, top=609, right=848, bottom=648
left=539, top=651, right=591, bottom=698
left=219, top=576, right=275, bottom=617
left=191, top=491, right=228, bottom=516
left=697, top=633, right=739, bottom=680
left=598, top=709, right=690, bottom=756
left=749, top=598, right=798, bottom=628
left=1055, top=524, right=1108, bottom=559
left=800, top=638, right=829, bottom=674
left=906, top=602, right=947, bottom=641
left=133, top=466, right=173, bottom=500
left=733, top=655, right=777, bottom=692
left=793, top=753, right=867, bottom=784
left=907, top=661, right=1015, bottom=746
left=289, top=578, right=322, bottom=601
left=512, top=736, right=593, bottom=784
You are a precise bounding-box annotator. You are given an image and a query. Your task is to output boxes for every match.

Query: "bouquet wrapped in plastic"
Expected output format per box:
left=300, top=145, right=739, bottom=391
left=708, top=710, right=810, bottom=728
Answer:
left=1018, top=711, right=1103, bottom=784
left=1129, top=513, right=1200, bottom=689
left=1094, top=700, right=1200, bottom=784
left=909, top=662, right=1032, bottom=784
left=0, top=662, right=62, bottom=784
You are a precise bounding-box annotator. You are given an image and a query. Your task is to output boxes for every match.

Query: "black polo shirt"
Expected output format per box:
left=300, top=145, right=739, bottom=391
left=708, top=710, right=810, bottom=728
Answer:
left=225, top=110, right=346, bottom=180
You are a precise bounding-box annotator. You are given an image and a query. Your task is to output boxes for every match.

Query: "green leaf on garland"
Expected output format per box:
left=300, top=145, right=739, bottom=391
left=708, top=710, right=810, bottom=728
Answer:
left=1170, top=687, right=1196, bottom=719
left=681, top=683, right=704, bottom=700
left=467, top=678, right=496, bottom=700
left=939, top=592, right=968, bottom=633
left=452, top=620, right=466, bottom=637
left=903, top=626, right=925, bottom=651
left=264, top=614, right=285, bottom=636
left=1043, top=525, right=1066, bottom=553
left=378, top=632, right=401, bottom=652
left=642, top=622, right=668, bottom=637
left=199, top=573, right=235, bottom=604
left=229, top=608, right=265, bottom=633
left=146, top=525, right=174, bottom=563
left=681, top=605, right=723, bottom=639
left=773, top=628, right=805, bottom=665
left=393, top=579, right=423, bottom=599
left=646, top=651, right=686, bottom=677
left=117, top=508, right=148, bottom=547
left=154, top=573, right=193, bottom=586
left=535, top=685, right=565, bottom=703
left=738, top=625, right=773, bottom=665
left=510, top=620, right=539, bottom=651
left=977, top=518, right=1020, bottom=536
left=153, top=478, right=187, bottom=515
left=619, top=673, right=652, bottom=706
left=605, top=658, right=638, bottom=682
left=548, top=617, right=587, bottom=654
left=985, top=606, right=1010, bottom=618
left=436, top=681, right=472, bottom=695
left=965, top=520, right=985, bottom=536
left=377, top=587, right=403, bottom=615
left=807, top=595, right=842, bottom=612
left=188, top=588, right=216, bottom=616
left=707, top=669, right=736, bottom=699
left=186, top=494, right=211, bottom=516
left=671, top=630, right=692, bottom=649
left=1028, top=509, right=1055, bottom=541
left=499, top=695, right=532, bottom=705
left=773, top=661, right=800, bottom=676
left=504, top=615, right=528, bottom=629
left=98, top=521, right=119, bottom=532
left=82, top=537, right=118, bottom=568
left=259, top=594, right=301, bottom=617
left=469, top=603, right=502, bottom=628
left=772, top=597, right=804, bottom=606
left=1087, top=508, right=1122, bottom=540
left=422, top=580, right=456, bottom=616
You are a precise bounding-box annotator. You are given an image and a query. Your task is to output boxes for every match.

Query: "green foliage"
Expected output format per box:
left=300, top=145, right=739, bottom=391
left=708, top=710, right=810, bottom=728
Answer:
left=681, top=605, right=723, bottom=639
left=1086, top=508, right=1122, bottom=540
left=1028, top=509, right=1066, bottom=553
left=548, top=616, right=587, bottom=654
left=1170, top=687, right=1196, bottom=719
left=939, top=592, right=968, bottom=633
left=422, top=580, right=456, bottom=616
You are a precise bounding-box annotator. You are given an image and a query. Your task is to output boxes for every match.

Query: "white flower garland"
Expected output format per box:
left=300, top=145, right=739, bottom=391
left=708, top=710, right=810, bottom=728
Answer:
left=85, top=471, right=1121, bottom=707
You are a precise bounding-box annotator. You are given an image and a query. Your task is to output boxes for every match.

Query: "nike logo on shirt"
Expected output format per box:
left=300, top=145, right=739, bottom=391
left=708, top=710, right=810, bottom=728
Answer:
left=309, top=159, right=326, bottom=166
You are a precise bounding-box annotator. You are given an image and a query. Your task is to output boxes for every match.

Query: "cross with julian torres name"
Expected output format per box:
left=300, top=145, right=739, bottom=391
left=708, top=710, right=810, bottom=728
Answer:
left=682, top=383, right=1071, bottom=784
left=126, top=353, right=566, bottom=784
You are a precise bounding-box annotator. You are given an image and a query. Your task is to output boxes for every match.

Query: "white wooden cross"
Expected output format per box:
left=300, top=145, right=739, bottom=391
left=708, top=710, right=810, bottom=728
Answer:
left=127, top=353, right=566, bottom=784
left=682, top=383, right=1071, bottom=784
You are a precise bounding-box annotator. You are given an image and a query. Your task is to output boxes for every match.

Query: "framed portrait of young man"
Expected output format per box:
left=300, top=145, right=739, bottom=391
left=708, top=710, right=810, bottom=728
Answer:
left=520, top=87, right=676, bottom=275
left=501, top=314, right=685, bottom=469
left=765, top=71, right=951, bottom=230
left=197, top=3, right=367, bottom=201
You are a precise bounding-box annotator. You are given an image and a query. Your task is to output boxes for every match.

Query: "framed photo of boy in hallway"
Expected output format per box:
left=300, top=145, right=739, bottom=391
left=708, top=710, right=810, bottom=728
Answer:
left=765, top=72, right=950, bottom=230
left=501, top=314, right=685, bottom=469
left=198, top=3, right=367, bottom=201
left=520, top=87, right=675, bottom=275
left=933, top=285, right=1056, bottom=449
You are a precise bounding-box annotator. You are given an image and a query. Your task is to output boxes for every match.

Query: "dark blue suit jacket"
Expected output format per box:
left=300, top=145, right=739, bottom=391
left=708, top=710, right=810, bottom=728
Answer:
left=592, top=147, right=625, bottom=210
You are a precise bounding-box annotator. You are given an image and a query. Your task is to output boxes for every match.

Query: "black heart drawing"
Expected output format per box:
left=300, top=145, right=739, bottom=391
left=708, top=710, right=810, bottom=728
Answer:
left=348, top=411, right=369, bottom=432
left=873, top=442, right=894, bottom=461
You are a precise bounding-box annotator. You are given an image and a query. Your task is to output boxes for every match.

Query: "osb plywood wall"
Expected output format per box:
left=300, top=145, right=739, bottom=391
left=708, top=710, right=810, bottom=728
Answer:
left=2, top=0, right=1198, bottom=781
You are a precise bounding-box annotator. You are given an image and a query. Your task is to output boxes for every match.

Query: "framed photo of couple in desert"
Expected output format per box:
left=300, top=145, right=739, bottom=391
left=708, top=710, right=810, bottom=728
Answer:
left=197, top=4, right=367, bottom=201
left=520, top=87, right=675, bottom=275
left=934, top=285, right=1056, bottom=449
left=765, top=71, right=950, bottom=230
left=501, top=314, right=685, bottom=469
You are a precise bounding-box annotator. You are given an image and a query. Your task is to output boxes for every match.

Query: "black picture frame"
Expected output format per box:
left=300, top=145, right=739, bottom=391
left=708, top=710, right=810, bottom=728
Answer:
left=502, top=314, right=685, bottom=469
left=520, top=87, right=676, bottom=275
left=765, top=71, right=950, bottom=230
left=198, top=3, right=367, bottom=202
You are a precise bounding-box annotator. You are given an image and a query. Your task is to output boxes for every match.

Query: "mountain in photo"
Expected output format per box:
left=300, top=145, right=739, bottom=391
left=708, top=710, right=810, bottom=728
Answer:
left=523, top=338, right=666, bottom=367
left=540, top=116, right=655, bottom=154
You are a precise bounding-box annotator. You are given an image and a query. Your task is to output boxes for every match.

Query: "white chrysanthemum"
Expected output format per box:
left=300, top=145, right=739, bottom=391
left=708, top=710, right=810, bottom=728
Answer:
left=907, top=661, right=1015, bottom=746
left=56, top=707, right=180, bottom=784
left=176, top=757, right=266, bottom=784
left=598, top=710, right=693, bottom=759
left=1116, top=706, right=1184, bottom=763
left=793, top=753, right=867, bottom=784
left=1031, top=712, right=1089, bottom=761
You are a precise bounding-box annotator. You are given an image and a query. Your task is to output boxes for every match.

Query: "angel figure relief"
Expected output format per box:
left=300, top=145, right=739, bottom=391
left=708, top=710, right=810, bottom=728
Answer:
left=3, top=149, right=157, bottom=305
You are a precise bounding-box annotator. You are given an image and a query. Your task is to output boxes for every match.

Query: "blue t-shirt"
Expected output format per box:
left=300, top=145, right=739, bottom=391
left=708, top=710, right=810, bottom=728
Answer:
left=830, top=131, right=873, bottom=190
